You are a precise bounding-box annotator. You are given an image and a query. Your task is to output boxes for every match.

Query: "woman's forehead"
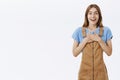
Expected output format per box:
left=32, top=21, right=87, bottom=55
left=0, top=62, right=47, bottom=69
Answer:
left=89, top=7, right=98, bottom=12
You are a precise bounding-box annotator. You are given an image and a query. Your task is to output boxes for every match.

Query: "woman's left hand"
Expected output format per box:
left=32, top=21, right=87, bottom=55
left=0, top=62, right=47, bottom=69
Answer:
left=90, top=33, right=101, bottom=42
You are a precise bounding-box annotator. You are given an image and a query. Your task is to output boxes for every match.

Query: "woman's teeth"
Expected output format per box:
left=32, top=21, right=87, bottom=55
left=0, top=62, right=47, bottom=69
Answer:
left=90, top=19, right=96, bottom=21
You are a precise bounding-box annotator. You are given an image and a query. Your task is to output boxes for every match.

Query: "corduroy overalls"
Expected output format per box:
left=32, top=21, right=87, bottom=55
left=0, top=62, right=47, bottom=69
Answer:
left=78, top=27, right=108, bottom=80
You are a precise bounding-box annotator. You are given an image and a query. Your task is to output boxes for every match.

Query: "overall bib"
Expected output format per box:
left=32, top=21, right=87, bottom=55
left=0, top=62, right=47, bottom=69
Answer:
left=78, top=27, right=108, bottom=80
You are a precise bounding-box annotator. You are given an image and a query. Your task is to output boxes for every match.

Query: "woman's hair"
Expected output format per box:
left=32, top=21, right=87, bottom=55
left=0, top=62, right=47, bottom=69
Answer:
left=82, top=4, right=103, bottom=28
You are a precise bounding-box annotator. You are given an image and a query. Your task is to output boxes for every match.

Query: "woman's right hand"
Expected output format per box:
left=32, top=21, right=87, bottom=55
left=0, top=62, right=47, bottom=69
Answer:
left=84, top=33, right=93, bottom=43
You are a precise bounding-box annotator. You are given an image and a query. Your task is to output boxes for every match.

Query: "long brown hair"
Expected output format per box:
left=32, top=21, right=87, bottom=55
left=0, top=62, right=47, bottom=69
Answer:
left=82, top=4, right=103, bottom=28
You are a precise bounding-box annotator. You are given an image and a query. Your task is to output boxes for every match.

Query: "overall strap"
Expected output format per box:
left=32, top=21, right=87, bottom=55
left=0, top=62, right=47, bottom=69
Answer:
left=99, top=27, right=103, bottom=37
left=82, top=27, right=86, bottom=37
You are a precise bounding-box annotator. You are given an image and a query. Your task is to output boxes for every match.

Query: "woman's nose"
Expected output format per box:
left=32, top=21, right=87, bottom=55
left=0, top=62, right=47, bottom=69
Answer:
left=91, top=14, right=95, bottom=18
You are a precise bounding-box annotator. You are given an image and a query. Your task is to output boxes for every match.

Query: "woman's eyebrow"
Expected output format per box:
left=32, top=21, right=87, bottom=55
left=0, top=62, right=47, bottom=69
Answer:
left=89, top=11, right=98, bottom=13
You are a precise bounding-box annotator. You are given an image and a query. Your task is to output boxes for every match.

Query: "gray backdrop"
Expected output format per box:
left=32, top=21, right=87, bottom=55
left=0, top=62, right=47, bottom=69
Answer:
left=0, top=0, right=119, bottom=80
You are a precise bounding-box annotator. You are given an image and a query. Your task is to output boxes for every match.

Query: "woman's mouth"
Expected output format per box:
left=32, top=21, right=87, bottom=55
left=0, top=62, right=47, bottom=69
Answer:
left=90, top=19, right=96, bottom=21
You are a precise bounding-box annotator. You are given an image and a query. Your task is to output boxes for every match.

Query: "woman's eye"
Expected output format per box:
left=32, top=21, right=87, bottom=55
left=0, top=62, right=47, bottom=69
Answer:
left=95, top=12, right=98, bottom=15
left=88, top=12, right=92, bottom=15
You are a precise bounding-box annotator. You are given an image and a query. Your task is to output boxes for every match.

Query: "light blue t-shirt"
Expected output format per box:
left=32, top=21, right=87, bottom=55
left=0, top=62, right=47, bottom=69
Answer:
left=72, top=26, right=113, bottom=43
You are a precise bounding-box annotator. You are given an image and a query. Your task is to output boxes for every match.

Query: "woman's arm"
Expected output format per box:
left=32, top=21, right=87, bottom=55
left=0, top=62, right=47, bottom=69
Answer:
left=72, top=34, right=93, bottom=57
left=91, top=34, right=112, bottom=56
left=72, top=38, right=87, bottom=57
left=98, top=39, right=112, bottom=56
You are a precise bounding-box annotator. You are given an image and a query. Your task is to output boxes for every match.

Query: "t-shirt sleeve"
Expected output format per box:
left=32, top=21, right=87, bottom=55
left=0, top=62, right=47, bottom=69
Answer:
left=72, top=28, right=81, bottom=43
left=106, top=27, right=113, bottom=41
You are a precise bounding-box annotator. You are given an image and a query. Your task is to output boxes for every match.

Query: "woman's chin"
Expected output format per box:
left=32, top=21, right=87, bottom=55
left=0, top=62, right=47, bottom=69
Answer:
left=89, top=22, right=97, bottom=25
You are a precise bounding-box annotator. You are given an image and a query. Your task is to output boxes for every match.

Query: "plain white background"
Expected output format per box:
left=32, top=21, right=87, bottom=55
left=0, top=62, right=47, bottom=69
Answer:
left=0, top=0, right=119, bottom=80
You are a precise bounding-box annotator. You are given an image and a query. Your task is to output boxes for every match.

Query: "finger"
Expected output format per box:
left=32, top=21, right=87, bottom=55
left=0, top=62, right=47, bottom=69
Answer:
left=94, top=33, right=98, bottom=36
left=88, top=40, right=93, bottom=43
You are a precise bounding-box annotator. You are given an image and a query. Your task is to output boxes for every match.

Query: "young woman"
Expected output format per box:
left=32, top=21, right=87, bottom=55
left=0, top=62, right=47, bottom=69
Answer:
left=72, top=4, right=113, bottom=80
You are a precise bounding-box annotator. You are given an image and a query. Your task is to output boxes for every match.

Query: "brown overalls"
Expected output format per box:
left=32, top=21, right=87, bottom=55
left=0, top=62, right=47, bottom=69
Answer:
left=78, top=27, right=108, bottom=80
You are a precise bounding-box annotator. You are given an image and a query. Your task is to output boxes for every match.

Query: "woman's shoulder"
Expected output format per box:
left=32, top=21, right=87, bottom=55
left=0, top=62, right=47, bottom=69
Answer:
left=72, top=26, right=83, bottom=43
left=103, top=26, right=111, bottom=31
left=103, top=26, right=112, bottom=35
left=73, top=26, right=82, bottom=33
left=102, top=26, right=113, bottom=41
left=75, top=26, right=82, bottom=31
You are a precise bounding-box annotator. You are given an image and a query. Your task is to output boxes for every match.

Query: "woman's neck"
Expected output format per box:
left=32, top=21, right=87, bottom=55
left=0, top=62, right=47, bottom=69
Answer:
left=88, top=25, right=97, bottom=31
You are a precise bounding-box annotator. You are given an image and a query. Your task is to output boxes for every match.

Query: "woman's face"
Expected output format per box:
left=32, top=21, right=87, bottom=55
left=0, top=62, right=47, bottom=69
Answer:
left=87, top=7, right=99, bottom=26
